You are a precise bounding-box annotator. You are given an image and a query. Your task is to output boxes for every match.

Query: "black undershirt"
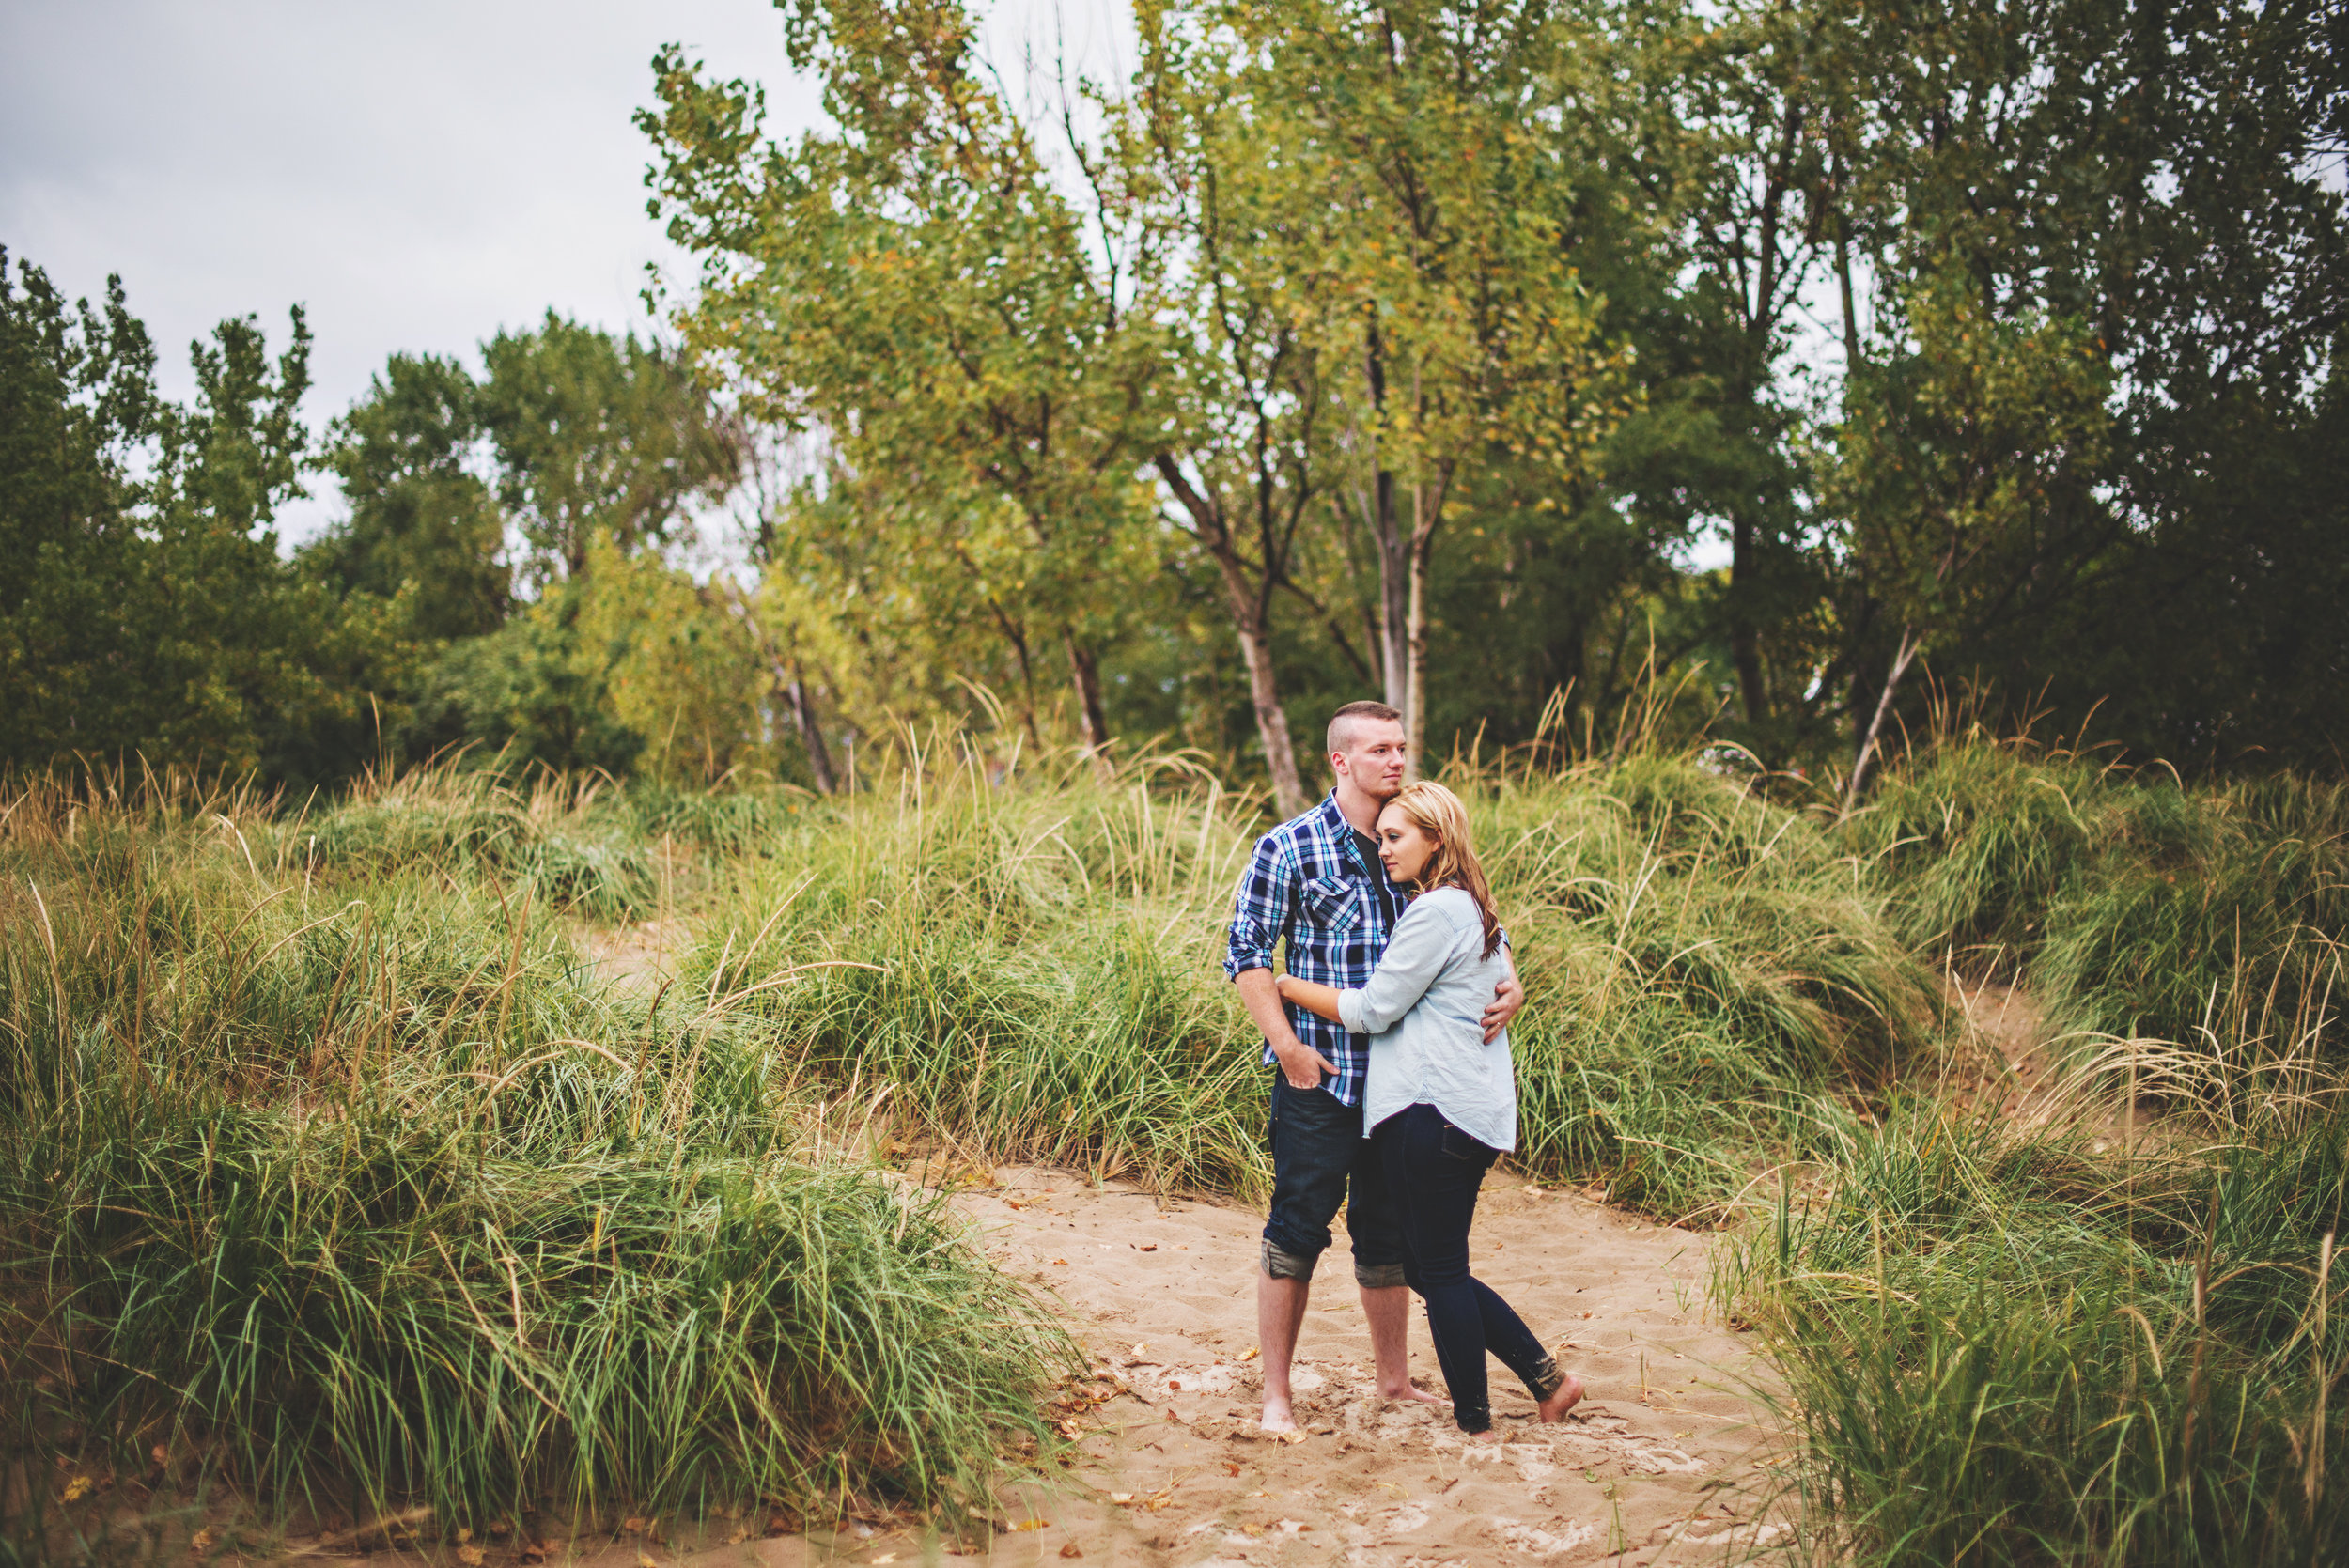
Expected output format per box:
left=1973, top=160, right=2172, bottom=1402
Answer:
left=1353, top=828, right=1399, bottom=929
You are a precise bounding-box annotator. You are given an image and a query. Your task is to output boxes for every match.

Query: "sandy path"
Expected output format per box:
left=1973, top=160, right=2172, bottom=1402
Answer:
left=786, top=1163, right=1789, bottom=1566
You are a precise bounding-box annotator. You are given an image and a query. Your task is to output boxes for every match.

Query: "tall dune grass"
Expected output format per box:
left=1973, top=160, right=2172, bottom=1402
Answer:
left=1730, top=1099, right=2349, bottom=1565
left=687, top=744, right=1937, bottom=1218
left=0, top=767, right=1071, bottom=1553
left=14, top=725, right=2347, bottom=1566
left=1856, top=740, right=2349, bottom=1073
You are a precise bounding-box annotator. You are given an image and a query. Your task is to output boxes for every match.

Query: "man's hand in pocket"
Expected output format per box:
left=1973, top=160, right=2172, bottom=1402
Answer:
left=1272, top=1037, right=1340, bottom=1090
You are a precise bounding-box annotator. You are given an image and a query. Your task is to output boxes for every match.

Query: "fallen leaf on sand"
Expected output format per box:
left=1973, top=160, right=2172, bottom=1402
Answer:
left=1130, top=1343, right=1147, bottom=1356
left=725, top=1529, right=748, bottom=1545
left=459, top=1546, right=485, bottom=1566
left=1060, top=1544, right=1083, bottom=1559
left=1006, top=1520, right=1048, bottom=1532
left=638, top=1554, right=661, bottom=1568
left=1224, top=1462, right=1241, bottom=1477
left=1138, top=1243, right=1157, bottom=1251
left=1108, top=1493, right=1135, bottom=1505
left=189, top=1529, right=215, bottom=1553
left=621, top=1518, right=652, bottom=1535
left=61, top=1477, right=93, bottom=1503
left=1241, top=1346, right=1261, bottom=1361
left=1050, top=1258, right=1067, bottom=1265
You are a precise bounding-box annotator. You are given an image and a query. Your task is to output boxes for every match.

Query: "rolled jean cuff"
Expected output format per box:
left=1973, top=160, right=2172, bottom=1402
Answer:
left=1524, top=1352, right=1565, bottom=1402
left=1353, top=1259, right=1407, bottom=1290
left=1262, top=1237, right=1318, bottom=1281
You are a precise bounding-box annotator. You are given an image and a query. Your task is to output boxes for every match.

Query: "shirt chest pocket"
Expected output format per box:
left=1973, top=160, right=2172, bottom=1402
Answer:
left=1299, top=876, right=1363, bottom=937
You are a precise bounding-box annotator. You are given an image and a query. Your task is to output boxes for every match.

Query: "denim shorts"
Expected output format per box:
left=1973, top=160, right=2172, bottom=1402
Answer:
left=1260, top=1073, right=1407, bottom=1288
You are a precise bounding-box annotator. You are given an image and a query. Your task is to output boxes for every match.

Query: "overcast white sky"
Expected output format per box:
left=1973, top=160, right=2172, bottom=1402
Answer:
left=1, top=0, right=1131, bottom=540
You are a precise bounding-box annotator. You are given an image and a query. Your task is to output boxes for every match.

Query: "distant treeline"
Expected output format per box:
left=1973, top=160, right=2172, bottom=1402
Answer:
left=6, top=0, right=2346, bottom=798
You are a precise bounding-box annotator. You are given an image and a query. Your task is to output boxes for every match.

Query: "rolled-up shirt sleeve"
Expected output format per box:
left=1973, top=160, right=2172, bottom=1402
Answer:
left=1336, top=896, right=1457, bottom=1034
left=1224, top=832, right=1295, bottom=979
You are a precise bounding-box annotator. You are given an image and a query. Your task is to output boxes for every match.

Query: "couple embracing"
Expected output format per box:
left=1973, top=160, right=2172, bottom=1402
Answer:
left=1224, top=700, right=1584, bottom=1440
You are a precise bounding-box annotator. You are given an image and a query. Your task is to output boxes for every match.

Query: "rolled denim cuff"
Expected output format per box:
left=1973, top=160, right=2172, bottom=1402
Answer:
left=1261, top=1237, right=1318, bottom=1281
left=1524, top=1352, right=1565, bottom=1402
left=1352, top=1258, right=1407, bottom=1290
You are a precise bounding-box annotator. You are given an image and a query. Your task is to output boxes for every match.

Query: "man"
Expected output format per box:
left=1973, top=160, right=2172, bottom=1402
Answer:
left=1224, top=700, right=1525, bottom=1432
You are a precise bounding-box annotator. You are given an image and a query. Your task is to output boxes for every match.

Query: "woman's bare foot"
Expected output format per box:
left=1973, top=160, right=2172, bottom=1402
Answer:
left=1259, top=1396, right=1300, bottom=1434
left=1537, top=1373, right=1585, bottom=1423
left=1464, top=1427, right=1503, bottom=1444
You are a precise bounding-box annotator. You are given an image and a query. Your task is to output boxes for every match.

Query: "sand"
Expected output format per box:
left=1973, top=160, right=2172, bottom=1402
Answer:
left=786, top=1160, right=1792, bottom=1566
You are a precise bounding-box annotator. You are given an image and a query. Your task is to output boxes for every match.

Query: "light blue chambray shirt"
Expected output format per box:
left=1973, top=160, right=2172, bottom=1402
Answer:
left=1336, top=886, right=1517, bottom=1152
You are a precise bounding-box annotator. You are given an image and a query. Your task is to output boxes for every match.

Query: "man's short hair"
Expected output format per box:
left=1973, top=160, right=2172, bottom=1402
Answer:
left=1327, top=700, right=1404, bottom=758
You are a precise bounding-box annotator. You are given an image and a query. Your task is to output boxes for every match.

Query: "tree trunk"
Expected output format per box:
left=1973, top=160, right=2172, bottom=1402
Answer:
left=1403, top=470, right=1453, bottom=777
left=1237, top=605, right=1307, bottom=816
left=705, top=585, right=835, bottom=795
left=1364, top=319, right=1409, bottom=711
left=1154, top=453, right=1308, bottom=815
left=1836, top=225, right=1863, bottom=375
left=784, top=660, right=837, bottom=794
left=1832, top=122, right=1866, bottom=380
left=1065, top=631, right=1113, bottom=781
left=1730, top=509, right=1766, bottom=723
left=1375, top=467, right=1409, bottom=710
left=1843, top=625, right=1918, bottom=815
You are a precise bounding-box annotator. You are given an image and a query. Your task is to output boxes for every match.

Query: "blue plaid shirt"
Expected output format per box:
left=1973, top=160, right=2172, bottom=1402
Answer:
left=1224, top=790, right=1404, bottom=1107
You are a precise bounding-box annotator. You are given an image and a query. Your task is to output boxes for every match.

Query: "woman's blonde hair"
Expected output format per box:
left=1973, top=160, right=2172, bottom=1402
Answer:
left=1379, top=782, right=1502, bottom=959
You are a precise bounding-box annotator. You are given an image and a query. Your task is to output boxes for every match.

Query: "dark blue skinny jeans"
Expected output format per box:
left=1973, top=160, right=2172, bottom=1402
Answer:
left=1374, top=1102, right=1562, bottom=1433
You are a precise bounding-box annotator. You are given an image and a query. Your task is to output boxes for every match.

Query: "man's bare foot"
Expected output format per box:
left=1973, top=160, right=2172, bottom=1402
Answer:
left=1378, top=1380, right=1451, bottom=1407
left=1260, top=1398, right=1300, bottom=1434
left=1537, top=1373, right=1585, bottom=1423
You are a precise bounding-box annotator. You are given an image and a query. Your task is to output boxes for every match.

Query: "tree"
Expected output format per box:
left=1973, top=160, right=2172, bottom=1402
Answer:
left=643, top=7, right=1154, bottom=775
left=1610, top=0, right=1857, bottom=746
left=0, top=253, right=156, bottom=766
left=645, top=0, right=1638, bottom=809
left=0, top=250, right=403, bottom=783
left=1126, top=7, right=1351, bottom=811
left=1821, top=0, right=2348, bottom=781
left=1828, top=274, right=2112, bottom=804
left=1244, top=0, right=1628, bottom=764
left=476, top=313, right=739, bottom=587
left=306, top=352, right=509, bottom=644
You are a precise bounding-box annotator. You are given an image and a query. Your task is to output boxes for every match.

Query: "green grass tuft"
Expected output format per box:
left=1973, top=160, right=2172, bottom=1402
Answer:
left=0, top=768, right=1073, bottom=1549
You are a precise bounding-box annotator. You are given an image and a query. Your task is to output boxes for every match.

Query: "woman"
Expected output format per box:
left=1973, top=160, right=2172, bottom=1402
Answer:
left=1277, top=782, right=1583, bottom=1438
